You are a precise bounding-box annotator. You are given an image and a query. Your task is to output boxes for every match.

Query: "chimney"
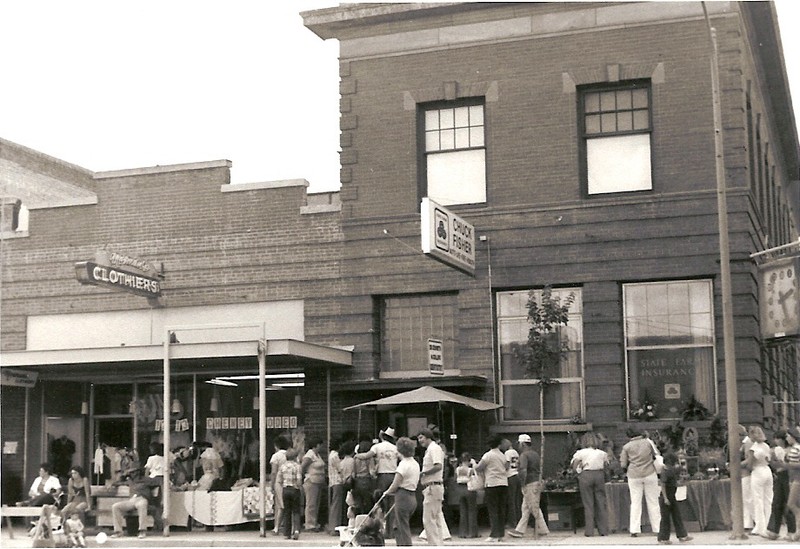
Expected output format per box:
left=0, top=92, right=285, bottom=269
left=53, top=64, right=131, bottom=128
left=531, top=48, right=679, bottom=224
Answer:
left=0, top=197, right=21, bottom=232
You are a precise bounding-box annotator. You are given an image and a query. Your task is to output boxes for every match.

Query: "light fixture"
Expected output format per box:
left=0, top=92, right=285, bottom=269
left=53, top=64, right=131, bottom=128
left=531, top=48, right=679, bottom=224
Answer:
left=81, top=401, right=89, bottom=415
left=171, top=398, right=182, bottom=414
left=210, top=396, right=219, bottom=413
left=253, top=396, right=260, bottom=410
left=294, top=393, right=302, bottom=410
left=205, top=378, right=238, bottom=387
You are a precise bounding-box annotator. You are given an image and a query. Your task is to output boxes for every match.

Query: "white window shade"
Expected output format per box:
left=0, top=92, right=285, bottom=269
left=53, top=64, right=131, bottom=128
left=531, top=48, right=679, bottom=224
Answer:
left=587, top=134, right=652, bottom=194
left=426, top=149, right=486, bottom=205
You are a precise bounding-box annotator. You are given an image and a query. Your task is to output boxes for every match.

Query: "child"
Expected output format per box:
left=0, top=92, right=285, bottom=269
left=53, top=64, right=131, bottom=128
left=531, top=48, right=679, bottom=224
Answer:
left=66, top=512, right=86, bottom=548
left=657, top=452, right=693, bottom=544
left=276, top=447, right=303, bottom=540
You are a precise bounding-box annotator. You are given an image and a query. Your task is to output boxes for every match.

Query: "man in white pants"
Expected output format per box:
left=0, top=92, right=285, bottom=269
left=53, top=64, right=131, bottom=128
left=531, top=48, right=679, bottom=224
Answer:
left=620, top=427, right=660, bottom=537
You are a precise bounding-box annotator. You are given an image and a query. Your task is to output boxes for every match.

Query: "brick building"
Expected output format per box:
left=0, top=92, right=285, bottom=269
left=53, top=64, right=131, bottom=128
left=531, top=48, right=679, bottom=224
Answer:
left=1, top=1, right=799, bottom=502
left=0, top=137, right=350, bottom=503
left=302, top=1, right=800, bottom=467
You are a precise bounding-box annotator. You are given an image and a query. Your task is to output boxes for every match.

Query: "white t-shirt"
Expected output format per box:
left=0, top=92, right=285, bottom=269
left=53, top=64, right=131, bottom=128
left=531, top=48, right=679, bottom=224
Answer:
left=505, top=448, right=520, bottom=477
left=396, top=457, right=421, bottom=491
left=571, top=448, right=608, bottom=471
left=145, top=454, right=165, bottom=478
left=422, top=441, right=444, bottom=483
left=371, top=440, right=399, bottom=474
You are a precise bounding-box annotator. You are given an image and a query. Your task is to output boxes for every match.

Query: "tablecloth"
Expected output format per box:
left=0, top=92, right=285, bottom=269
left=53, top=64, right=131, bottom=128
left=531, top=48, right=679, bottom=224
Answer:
left=604, top=479, right=731, bottom=532
left=175, top=487, right=273, bottom=526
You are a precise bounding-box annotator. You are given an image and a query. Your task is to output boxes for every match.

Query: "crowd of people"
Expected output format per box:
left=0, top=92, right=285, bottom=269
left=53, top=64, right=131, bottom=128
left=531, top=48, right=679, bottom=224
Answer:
left=13, top=422, right=800, bottom=545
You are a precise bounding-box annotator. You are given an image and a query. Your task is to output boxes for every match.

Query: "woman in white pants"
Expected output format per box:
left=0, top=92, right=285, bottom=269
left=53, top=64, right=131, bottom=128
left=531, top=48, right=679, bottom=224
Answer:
left=619, top=428, right=660, bottom=536
left=748, top=426, right=774, bottom=537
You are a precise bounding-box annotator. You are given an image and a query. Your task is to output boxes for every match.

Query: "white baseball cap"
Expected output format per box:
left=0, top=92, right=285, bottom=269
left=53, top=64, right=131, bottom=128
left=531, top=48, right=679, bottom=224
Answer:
left=518, top=434, right=532, bottom=443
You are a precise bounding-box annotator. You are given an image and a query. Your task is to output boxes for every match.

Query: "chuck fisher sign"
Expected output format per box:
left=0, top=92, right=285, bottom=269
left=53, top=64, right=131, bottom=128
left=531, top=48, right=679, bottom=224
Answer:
left=420, top=198, right=476, bottom=276
left=75, top=251, right=162, bottom=298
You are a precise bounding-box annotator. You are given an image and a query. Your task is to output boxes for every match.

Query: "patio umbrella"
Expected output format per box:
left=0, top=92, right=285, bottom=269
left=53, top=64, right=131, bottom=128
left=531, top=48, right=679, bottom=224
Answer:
left=343, top=386, right=501, bottom=454
left=343, top=385, right=501, bottom=411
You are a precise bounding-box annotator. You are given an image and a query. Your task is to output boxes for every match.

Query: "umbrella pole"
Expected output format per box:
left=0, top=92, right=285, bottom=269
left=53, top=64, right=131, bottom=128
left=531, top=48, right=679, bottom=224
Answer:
left=450, top=408, right=456, bottom=456
left=357, top=407, right=362, bottom=441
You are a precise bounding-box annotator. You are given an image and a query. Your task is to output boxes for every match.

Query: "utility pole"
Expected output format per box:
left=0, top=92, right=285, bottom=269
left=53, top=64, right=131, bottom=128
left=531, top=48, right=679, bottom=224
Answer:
left=702, top=2, right=744, bottom=539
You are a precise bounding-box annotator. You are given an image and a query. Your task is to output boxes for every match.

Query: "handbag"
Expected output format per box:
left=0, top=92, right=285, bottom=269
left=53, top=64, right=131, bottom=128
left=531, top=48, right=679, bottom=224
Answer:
left=466, top=469, right=485, bottom=492
left=653, top=454, right=665, bottom=474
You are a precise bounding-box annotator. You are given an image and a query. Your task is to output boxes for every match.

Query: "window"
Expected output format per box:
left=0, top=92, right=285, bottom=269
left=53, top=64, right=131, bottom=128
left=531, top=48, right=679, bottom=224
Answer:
left=581, top=81, right=652, bottom=194
left=421, top=100, right=486, bottom=206
left=381, top=293, right=457, bottom=376
left=623, top=280, right=716, bottom=420
left=497, top=288, right=583, bottom=422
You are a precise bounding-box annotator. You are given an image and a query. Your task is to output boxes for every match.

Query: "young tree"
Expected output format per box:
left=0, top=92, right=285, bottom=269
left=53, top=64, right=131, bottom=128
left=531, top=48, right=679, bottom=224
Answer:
left=514, top=286, right=574, bottom=481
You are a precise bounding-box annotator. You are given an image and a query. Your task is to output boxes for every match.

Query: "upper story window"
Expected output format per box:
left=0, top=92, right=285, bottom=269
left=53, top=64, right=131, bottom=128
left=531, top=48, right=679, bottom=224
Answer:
left=497, top=288, right=584, bottom=422
left=421, top=100, right=486, bottom=206
left=581, top=81, right=652, bottom=195
left=380, top=293, right=457, bottom=377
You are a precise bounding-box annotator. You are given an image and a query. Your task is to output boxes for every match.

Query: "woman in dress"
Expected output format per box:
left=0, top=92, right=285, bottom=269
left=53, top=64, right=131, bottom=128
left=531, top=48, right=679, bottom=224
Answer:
left=748, top=425, right=774, bottom=537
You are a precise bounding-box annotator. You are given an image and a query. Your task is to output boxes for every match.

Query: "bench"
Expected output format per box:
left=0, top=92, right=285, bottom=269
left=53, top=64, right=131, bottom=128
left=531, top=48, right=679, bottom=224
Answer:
left=1, top=505, right=44, bottom=539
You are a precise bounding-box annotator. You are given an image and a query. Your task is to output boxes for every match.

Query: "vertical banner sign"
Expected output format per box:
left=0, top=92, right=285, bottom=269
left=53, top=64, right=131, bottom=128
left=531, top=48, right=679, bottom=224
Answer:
left=428, top=338, right=444, bottom=375
left=421, top=198, right=476, bottom=276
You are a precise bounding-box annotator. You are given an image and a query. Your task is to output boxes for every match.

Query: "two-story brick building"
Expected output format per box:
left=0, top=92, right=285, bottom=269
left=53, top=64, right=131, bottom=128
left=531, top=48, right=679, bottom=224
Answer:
left=302, top=1, right=799, bottom=465
left=1, top=1, right=799, bottom=501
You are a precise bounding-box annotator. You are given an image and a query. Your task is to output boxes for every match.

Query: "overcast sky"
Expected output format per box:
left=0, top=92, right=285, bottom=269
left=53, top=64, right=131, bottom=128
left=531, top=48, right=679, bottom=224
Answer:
left=1, top=1, right=799, bottom=194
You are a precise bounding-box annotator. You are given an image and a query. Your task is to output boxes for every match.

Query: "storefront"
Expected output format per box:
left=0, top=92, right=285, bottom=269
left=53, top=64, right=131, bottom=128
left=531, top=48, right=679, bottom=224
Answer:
left=1, top=313, right=352, bottom=529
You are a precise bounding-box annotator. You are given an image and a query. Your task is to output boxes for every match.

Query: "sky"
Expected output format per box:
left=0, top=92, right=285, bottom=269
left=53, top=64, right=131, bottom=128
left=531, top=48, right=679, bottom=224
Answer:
left=1, top=1, right=799, bottom=194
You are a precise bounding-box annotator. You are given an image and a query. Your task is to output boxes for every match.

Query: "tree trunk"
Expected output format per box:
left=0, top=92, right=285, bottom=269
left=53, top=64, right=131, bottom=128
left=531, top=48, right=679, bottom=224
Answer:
left=539, top=385, right=544, bottom=482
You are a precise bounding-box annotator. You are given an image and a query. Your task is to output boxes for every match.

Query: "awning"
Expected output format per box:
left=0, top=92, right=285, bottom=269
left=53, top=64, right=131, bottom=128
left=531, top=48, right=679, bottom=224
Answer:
left=343, top=385, right=501, bottom=412
left=0, top=339, right=352, bottom=381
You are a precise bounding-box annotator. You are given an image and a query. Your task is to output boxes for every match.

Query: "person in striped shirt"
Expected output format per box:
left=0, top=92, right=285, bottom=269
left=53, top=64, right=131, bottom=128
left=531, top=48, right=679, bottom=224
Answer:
left=778, top=428, right=800, bottom=542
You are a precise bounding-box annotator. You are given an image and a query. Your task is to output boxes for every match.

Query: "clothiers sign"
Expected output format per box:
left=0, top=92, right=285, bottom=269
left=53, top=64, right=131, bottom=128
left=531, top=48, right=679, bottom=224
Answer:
left=75, top=251, right=161, bottom=298
left=420, top=198, right=475, bottom=276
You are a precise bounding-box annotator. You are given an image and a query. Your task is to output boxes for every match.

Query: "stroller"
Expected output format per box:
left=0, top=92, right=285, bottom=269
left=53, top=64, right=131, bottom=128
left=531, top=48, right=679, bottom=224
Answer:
left=336, top=493, right=393, bottom=547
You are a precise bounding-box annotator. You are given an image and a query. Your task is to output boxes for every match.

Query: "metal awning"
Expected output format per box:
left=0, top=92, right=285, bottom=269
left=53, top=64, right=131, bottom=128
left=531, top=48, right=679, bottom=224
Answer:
left=0, top=339, right=352, bottom=381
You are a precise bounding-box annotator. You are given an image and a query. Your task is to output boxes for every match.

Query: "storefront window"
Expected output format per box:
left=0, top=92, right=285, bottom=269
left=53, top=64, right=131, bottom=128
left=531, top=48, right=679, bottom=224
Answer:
left=497, top=288, right=584, bottom=422
left=623, top=280, right=716, bottom=419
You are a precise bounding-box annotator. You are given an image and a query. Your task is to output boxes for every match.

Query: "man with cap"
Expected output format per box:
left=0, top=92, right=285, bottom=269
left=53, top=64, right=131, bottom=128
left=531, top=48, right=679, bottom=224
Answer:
left=417, top=428, right=446, bottom=545
left=358, top=427, right=399, bottom=537
left=508, top=434, right=549, bottom=538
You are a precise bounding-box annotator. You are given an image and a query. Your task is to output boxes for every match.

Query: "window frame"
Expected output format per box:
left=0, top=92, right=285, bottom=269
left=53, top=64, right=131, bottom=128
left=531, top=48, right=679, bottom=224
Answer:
left=622, top=279, right=719, bottom=420
left=379, top=292, right=459, bottom=378
left=496, top=287, right=585, bottom=424
left=417, top=97, right=487, bottom=207
left=579, top=80, right=654, bottom=196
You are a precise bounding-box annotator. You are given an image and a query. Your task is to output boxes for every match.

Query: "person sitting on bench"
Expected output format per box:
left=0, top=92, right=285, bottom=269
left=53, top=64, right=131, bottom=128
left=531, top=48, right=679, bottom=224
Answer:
left=17, top=462, right=62, bottom=506
left=110, top=467, right=158, bottom=539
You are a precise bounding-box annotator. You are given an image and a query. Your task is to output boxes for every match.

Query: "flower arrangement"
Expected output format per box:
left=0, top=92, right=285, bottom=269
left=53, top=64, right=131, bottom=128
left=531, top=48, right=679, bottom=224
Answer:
left=680, top=394, right=712, bottom=421
left=630, top=391, right=658, bottom=421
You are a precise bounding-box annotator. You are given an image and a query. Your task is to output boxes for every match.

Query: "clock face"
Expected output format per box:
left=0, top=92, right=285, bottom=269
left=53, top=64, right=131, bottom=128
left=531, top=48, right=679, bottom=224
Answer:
left=761, top=258, right=800, bottom=338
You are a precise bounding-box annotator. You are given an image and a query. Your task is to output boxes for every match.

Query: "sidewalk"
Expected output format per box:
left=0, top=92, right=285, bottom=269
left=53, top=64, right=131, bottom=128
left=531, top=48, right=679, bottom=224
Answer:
left=2, top=524, right=797, bottom=548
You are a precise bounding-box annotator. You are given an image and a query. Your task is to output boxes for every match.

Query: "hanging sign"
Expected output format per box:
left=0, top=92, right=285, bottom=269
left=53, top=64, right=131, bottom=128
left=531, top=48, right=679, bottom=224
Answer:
left=420, top=198, right=475, bottom=276
left=75, top=250, right=161, bottom=298
left=0, top=368, right=38, bottom=387
left=428, top=338, right=444, bottom=375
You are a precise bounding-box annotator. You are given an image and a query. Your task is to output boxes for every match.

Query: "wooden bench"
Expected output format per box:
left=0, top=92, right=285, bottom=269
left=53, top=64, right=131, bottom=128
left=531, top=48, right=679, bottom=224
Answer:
left=1, top=505, right=44, bottom=539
